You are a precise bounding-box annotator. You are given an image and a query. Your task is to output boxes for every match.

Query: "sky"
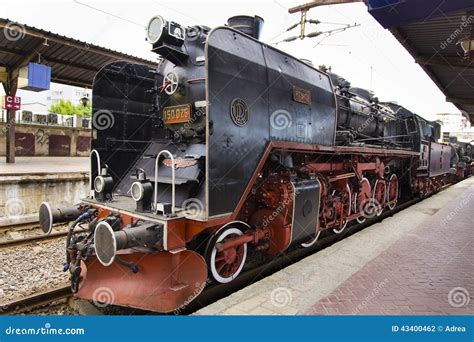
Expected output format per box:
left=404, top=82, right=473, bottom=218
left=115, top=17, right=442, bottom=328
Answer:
left=1, top=0, right=461, bottom=120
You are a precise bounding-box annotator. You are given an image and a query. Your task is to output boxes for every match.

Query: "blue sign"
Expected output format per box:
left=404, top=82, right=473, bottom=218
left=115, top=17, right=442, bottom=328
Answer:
left=0, top=316, right=472, bottom=342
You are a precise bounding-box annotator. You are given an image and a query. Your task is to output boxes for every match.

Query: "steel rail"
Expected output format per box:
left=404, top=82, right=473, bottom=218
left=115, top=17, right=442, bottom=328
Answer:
left=0, top=285, right=71, bottom=314
left=0, top=222, right=41, bottom=234
left=0, top=230, right=68, bottom=248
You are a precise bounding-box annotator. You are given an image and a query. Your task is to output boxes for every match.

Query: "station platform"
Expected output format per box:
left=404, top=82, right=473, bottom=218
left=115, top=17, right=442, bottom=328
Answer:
left=195, top=177, right=474, bottom=315
left=0, top=157, right=89, bottom=226
left=0, top=156, right=88, bottom=176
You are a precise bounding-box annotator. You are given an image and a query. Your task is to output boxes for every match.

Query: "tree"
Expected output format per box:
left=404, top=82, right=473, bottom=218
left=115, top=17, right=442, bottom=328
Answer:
left=48, top=99, right=92, bottom=117
left=49, top=99, right=75, bottom=115
left=75, top=101, right=92, bottom=117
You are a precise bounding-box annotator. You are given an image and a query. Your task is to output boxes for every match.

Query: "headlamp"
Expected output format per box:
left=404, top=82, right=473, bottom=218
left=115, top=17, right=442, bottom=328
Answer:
left=146, top=15, right=185, bottom=47
left=131, top=181, right=144, bottom=201
left=94, top=176, right=106, bottom=193
left=147, top=15, right=166, bottom=44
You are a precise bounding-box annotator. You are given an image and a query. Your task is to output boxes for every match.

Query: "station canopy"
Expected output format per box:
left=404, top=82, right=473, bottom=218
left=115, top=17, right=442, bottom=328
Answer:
left=368, top=0, right=474, bottom=123
left=0, top=18, right=157, bottom=88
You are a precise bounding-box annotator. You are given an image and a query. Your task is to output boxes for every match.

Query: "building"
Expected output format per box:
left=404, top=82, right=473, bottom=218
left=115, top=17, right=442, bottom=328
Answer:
left=46, top=85, right=91, bottom=108
left=20, top=102, right=48, bottom=115
left=1, top=84, right=91, bottom=122
left=436, top=112, right=474, bottom=143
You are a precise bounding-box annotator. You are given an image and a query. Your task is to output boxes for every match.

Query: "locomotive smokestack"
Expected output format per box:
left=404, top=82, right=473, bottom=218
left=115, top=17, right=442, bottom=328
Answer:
left=227, top=15, right=264, bottom=39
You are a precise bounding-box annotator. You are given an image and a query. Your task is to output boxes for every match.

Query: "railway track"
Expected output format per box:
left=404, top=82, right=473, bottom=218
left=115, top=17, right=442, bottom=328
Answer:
left=0, top=285, right=71, bottom=315
left=0, top=230, right=68, bottom=248
left=0, top=222, right=41, bottom=234
left=0, top=221, right=70, bottom=248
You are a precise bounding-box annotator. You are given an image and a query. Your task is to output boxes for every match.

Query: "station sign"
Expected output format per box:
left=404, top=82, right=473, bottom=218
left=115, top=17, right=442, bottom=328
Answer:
left=2, top=95, right=21, bottom=110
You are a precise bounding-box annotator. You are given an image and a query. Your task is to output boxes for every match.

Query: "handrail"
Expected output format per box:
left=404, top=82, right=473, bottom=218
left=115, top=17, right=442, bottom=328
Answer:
left=154, top=150, right=175, bottom=215
left=89, top=149, right=101, bottom=198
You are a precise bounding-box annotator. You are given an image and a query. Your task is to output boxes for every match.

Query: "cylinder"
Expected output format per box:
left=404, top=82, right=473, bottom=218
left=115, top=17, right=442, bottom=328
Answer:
left=39, top=202, right=81, bottom=234
left=94, top=221, right=163, bottom=266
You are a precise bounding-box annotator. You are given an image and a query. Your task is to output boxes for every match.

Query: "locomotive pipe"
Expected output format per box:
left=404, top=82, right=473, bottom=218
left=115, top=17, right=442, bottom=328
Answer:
left=215, top=228, right=268, bottom=252
left=94, top=221, right=163, bottom=266
left=39, top=202, right=82, bottom=235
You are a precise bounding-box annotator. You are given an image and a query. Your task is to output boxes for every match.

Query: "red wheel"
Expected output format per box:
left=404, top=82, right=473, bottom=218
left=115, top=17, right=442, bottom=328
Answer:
left=387, top=174, right=398, bottom=210
left=372, top=179, right=386, bottom=216
left=333, top=184, right=352, bottom=234
left=355, top=177, right=371, bottom=223
left=205, top=225, right=247, bottom=284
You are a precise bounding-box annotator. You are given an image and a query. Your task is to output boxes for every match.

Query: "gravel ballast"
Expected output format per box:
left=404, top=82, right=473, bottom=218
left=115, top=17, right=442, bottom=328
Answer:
left=0, top=237, right=69, bottom=305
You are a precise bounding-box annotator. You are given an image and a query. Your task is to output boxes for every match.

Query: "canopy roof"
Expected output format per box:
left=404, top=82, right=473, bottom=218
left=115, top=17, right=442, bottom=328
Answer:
left=0, top=18, right=157, bottom=88
left=368, top=0, right=474, bottom=122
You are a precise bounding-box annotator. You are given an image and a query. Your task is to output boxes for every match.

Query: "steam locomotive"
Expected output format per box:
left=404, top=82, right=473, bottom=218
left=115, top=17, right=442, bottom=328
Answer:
left=39, top=15, right=472, bottom=312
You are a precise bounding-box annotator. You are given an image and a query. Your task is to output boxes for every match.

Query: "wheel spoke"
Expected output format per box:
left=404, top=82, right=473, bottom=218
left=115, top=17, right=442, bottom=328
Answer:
left=207, top=227, right=248, bottom=283
left=216, top=261, right=226, bottom=273
left=215, top=254, right=225, bottom=262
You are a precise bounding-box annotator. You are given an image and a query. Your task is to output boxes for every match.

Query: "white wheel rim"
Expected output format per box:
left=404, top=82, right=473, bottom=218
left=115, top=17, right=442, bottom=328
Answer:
left=373, top=179, right=386, bottom=216
left=301, top=231, right=321, bottom=248
left=210, top=227, right=247, bottom=284
left=356, top=177, right=370, bottom=223
left=387, top=174, right=398, bottom=210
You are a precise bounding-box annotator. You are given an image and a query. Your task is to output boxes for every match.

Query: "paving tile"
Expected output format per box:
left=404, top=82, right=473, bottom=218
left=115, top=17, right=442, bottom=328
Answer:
left=309, top=182, right=474, bottom=316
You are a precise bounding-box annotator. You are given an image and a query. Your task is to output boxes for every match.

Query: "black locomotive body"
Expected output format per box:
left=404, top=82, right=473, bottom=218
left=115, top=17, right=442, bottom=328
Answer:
left=39, top=15, right=472, bottom=313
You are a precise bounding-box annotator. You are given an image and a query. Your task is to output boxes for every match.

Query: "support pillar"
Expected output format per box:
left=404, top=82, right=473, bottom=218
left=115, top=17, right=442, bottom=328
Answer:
left=5, top=74, right=17, bottom=163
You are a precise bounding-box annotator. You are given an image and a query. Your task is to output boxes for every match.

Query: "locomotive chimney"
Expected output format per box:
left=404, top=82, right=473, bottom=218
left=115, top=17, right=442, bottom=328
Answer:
left=227, top=15, right=264, bottom=39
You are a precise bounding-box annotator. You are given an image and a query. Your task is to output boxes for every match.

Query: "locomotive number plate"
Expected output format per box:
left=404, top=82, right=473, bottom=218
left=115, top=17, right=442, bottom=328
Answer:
left=293, top=86, right=311, bottom=105
left=163, top=104, right=191, bottom=124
